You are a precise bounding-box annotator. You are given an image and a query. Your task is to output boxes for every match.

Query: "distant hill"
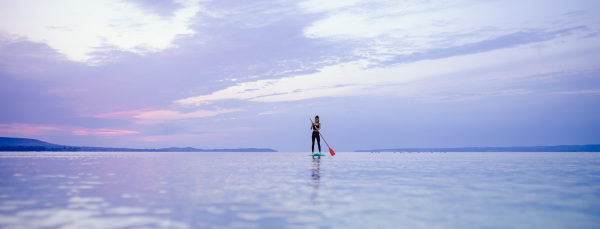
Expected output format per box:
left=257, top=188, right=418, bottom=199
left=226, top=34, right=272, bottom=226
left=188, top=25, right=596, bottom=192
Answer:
left=0, top=137, right=63, bottom=148
left=355, top=144, right=600, bottom=152
left=0, top=137, right=277, bottom=152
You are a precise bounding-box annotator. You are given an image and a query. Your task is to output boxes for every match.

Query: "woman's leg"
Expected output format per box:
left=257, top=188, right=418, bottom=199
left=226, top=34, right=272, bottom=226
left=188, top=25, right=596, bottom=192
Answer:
left=312, top=132, right=316, bottom=152
left=316, top=133, right=321, bottom=152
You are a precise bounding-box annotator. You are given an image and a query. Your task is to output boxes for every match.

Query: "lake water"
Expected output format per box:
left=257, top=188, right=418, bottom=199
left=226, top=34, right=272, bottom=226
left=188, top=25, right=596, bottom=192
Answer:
left=0, top=151, right=598, bottom=228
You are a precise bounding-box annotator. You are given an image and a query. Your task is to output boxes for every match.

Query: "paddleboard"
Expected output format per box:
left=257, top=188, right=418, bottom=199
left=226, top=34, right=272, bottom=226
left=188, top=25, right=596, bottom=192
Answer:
left=310, top=153, right=325, bottom=157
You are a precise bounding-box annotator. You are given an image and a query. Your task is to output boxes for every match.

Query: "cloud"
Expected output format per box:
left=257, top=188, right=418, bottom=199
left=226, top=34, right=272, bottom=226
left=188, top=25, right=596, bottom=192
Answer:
left=300, top=0, right=600, bottom=61
left=383, top=28, right=581, bottom=65
left=258, top=109, right=286, bottom=115
left=91, top=109, right=155, bottom=119
left=415, top=89, right=532, bottom=103
left=0, top=123, right=61, bottom=135
left=175, top=60, right=390, bottom=105
left=125, top=0, right=185, bottom=17
left=177, top=25, right=600, bottom=106
left=0, top=0, right=203, bottom=63
left=134, top=108, right=244, bottom=124
left=0, top=37, right=74, bottom=75
left=551, top=89, right=600, bottom=95
left=84, top=107, right=245, bottom=125
left=71, top=129, right=139, bottom=136
left=140, top=133, right=229, bottom=142
left=0, top=123, right=138, bottom=137
left=173, top=0, right=600, bottom=107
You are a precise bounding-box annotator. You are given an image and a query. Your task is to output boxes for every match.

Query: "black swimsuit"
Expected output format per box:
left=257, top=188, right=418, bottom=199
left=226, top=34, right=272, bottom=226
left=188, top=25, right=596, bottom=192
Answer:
left=312, top=123, right=321, bottom=152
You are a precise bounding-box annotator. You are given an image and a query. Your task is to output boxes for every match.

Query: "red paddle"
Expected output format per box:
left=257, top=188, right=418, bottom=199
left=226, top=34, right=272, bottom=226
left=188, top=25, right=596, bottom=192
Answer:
left=310, top=118, right=335, bottom=156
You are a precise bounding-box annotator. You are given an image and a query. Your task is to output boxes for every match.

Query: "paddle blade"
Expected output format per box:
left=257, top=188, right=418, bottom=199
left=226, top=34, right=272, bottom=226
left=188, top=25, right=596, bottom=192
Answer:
left=329, top=148, right=335, bottom=156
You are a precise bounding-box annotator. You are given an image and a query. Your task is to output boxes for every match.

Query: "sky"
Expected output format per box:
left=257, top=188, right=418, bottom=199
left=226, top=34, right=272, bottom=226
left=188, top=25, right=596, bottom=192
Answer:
left=1, top=0, right=599, bottom=152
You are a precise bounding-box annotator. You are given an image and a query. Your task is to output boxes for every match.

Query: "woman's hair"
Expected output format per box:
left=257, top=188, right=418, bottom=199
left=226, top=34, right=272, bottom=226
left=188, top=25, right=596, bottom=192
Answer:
left=315, top=115, right=319, bottom=119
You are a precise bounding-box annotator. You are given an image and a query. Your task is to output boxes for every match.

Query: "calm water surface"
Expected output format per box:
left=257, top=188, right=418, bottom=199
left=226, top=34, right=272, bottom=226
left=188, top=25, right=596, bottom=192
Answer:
left=0, top=152, right=598, bottom=228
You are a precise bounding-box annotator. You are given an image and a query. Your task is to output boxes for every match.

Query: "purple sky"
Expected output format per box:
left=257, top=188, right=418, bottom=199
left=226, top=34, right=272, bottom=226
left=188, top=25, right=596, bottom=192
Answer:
left=1, top=0, right=599, bottom=151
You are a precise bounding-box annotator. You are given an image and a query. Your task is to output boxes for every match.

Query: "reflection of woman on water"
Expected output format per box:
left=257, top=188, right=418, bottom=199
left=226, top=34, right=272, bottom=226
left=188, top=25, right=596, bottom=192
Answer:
left=311, top=115, right=321, bottom=153
left=311, top=157, right=321, bottom=205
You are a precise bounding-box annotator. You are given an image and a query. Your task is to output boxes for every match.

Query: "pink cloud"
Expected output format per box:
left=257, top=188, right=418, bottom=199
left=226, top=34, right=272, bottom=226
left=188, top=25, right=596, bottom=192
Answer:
left=134, top=108, right=244, bottom=124
left=0, top=123, right=61, bottom=135
left=0, top=123, right=138, bottom=137
left=71, top=129, right=139, bottom=136
left=140, top=133, right=229, bottom=143
left=91, top=108, right=154, bottom=119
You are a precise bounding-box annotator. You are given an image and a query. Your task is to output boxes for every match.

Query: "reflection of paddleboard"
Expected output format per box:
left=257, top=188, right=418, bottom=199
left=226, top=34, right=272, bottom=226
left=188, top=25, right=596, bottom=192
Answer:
left=310, top=153, right=325, bottom=157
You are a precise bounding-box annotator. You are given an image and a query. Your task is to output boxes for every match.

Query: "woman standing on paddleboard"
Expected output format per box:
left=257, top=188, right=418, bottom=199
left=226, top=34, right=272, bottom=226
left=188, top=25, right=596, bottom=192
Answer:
left=311, top=115, right=321, bottom=153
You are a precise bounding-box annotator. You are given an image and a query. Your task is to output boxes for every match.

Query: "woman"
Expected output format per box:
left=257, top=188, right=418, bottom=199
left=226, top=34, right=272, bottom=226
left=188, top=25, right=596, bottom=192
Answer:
left=311, top=115, right=321, bottom=153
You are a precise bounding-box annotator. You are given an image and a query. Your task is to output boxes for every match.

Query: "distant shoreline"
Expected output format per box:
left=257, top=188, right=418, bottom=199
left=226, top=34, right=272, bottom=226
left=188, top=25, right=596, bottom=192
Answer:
left=0, top=137, right=278, bottom=152
left=355, top=144, right=600, bottom=152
